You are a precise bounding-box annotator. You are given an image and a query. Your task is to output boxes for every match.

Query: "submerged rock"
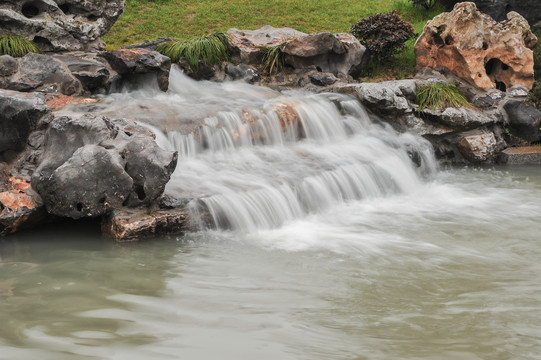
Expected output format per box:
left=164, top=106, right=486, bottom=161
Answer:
left=0, top=0, right=125, bottom=52
left=415, top=2, right=536, bottom=91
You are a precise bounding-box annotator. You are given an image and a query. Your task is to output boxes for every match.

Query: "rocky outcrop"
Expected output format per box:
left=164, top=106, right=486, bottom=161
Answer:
left=0, top=89, right=49, bottom=163
left=31, top=114, right=178, bottom=219
left=227, top=26, right=368, bottom=77
left=415, top=2, right=537, bottom=92
left=503, top=101, right=541, bottom=143
left=0, top=0, right=125, bottom=52
left=100, top=49, right=171, bottom=92
left=497, top=146, right=541, bottom=164
left=440, top=0, right=541, bottom=26
left=0, top=50, right=170, bottom=95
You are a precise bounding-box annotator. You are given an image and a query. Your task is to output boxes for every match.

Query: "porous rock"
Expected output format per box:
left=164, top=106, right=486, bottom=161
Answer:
left=415, top=2, right=537, bottom=91
left=282, top=32, right=368, bottom=76
left=31, top=114, right=178, bottom=219
left=101, top=49, right=171, bottom=92
left=0, top=89, right=49, bottom=163
left=0, top=0, right=125, bottom=52
left=440, top=0, right=541, bottom=26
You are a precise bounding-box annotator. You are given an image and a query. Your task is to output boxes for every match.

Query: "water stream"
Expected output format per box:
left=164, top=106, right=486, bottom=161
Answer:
left=1, top=70, right=540, bottom=359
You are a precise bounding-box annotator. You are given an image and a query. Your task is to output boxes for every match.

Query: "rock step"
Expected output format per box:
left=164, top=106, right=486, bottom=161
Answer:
left=497, top=146, right=541, bottom=164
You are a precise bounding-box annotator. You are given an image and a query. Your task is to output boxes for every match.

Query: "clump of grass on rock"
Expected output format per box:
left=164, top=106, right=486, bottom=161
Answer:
left=258, top=45, right=285, bottom=75
left=0, top=35, right=40, bottom=57
left=416, top=83, right=474, bottom=111
left=157, top=32, right=229, bottom=74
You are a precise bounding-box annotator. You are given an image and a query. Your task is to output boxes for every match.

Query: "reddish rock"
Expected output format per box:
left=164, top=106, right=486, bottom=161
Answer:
left=415, top=2, right=537, bottom=91
left=457, top=130, right=497, bottom=162
left=497, top=146, right=541, bottom=164
left=0, top=177, right=46, bottom=236
left=102, top=207, right=191, bottom=242
left=45, top=94, right=99, bottom=109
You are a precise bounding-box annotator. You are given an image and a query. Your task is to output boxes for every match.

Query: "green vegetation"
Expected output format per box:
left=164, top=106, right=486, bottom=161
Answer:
left=409, top=0, right=438, bottom=10
left=528, top=30, right=541, bottom=110
left=259, top=45, right=285, bottom=75
left=156, top=33, right=229, bottom=72
left=416, top=83, right=474, bottom=111
left=0, top=35, right=40, bottom=57
left=105, top=0, right=445, bottom=79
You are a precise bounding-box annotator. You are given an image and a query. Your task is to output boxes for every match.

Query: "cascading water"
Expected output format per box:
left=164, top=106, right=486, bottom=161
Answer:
left=95, top=67, right=437, bottom=231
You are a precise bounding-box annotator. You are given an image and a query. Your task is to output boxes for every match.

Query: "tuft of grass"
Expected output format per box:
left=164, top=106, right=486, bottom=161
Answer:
left=416, top=83, right=474, bottom=111
left=0, top=35, right=40, bottom=57
left=527, top=81, right=541, bottom=110
left=259, top=45, right=285, bottom=75
left=156, top=32, right=230, bottom=72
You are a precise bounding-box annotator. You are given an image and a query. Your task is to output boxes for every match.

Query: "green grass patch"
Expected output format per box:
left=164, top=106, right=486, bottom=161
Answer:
left=0, top=35, right=40, bottom=57
left=157, top=32, right=229, bottom=71
left=416, top=83, right=474, bottom=111
left=259, top=45, right=285, bottom=75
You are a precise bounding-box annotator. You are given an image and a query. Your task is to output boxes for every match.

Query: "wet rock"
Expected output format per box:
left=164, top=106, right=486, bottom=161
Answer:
left=227, top=25, right=306, bottom=65
left=457, top=129, right=498, bottom=162
left=101, top=207, right=191, bottom=242
left=503, top=100, right=541, bottom=143
left=282, top=32, right=368, bottom=76
left=0, top=176, right=46, bottom=236
left=3, top=53, right=82, bottom=95
left=44, top=94, right=99, bottom=109
left=31, top=114, right=178, bottom=219
left=101, top=49, right=171, bottom=92
left=353, top=80, right=417, bottom=116
left=415, top=2, right=536, bottom=91
left=0, top=89, right=49, bottom=163
left=225, top=63, right=260, bottom=83
left=0, top=0, right=125, bottom=52
left=52, top=52, right=119, bottom=93
left=496, top=146, right=541, bottom=164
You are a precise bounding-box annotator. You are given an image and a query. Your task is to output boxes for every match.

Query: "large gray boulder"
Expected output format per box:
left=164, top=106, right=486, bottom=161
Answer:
left=503, top=100, right=541, bottom=143
left=0, top=0, right=125, bottom=52
left=31, top=114, right=178, bottom=219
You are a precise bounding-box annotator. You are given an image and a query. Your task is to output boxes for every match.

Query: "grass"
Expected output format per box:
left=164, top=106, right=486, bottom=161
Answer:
left=416, top=83, right=475, bottom=111
left=259, top=45, right=285, bottom=75
left=156, top=32, right=229, bottom=71
left=105, top=0, right=445, bottom=79
left=0, top=35, right=40, bottom=57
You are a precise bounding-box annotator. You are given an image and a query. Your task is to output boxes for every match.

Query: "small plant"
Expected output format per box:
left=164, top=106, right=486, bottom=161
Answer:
left=416, top=82, right=474, bottom=111
left=0, top=35, right=40, bottom=57
left=157, top=32, right=230, bottom=72
left=533, top=29, right=541, bottom=82
left=409, top=0, right=438, bottom=10
left=259, top=45, right=285, bottom=75
left=350, top=11, right=416, bottom=62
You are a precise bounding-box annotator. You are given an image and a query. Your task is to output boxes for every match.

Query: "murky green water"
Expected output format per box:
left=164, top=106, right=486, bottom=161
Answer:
left=1, top=166, right=541, bottom=360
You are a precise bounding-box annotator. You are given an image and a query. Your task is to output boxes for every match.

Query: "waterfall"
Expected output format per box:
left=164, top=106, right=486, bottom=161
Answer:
left=98, top=67, right=437, bottom=231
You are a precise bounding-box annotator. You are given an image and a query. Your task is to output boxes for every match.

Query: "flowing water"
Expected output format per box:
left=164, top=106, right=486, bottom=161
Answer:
left=1, top=70, right=541, bottom=359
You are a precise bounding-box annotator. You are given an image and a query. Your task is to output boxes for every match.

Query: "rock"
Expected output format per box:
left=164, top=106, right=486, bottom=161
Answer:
left=2, top=53, right=83, bottom=95
left=353, top=80, right=417, bottom=116
left=415, top=2, right=537, bottom=92
left=503, top=100, right=541, bottom=143
left=420, top=106, right=496, bottom=130
left=124, top=37, right=174, bottom=51
left=309, top=72, right=338, bottom=86
left=0, top=89, right=49, bottom=163
left=496, top=146, right=541, bottom=164
left=282, top=32, right=368, bottom=76
left=472, top=88, right=506, bottom=109
left=457, top=129, right=498, bottom=162
left=101, top=49, right=171, bottom=92
left=441, top=0, right=541, bottom=26
left=45, top=94, right=99, bottom=109
left=0, top=176, right=47, bottom=236
left=227, top=25, right=306, bottom=65
left=52, top=52, right=119, bottom=93
left=0, top=56, right=18, bottom=79
left=31, top=114, right=178, bottom=219
left=0, top=0, right=125, bottom=52
left=225, top=63, right=260, bottom=83
left=101, top=206, right=191, bottom=242
left=508, top=85, right=530, bottom=97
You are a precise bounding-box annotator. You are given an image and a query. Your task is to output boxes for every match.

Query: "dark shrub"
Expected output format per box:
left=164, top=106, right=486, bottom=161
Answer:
left=350, top=11, right=416, bottom=62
